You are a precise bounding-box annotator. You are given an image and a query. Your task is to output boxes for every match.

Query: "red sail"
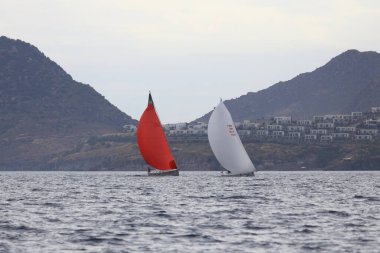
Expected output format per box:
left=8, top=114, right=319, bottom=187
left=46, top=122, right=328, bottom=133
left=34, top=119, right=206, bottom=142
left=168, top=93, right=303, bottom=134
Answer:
left=137, top=94, right=177, bottom=170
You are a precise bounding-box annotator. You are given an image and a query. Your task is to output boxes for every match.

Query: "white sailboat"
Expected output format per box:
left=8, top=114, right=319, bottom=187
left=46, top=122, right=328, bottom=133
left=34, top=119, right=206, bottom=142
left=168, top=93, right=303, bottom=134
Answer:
left=208, top=100, right=256, bottom=176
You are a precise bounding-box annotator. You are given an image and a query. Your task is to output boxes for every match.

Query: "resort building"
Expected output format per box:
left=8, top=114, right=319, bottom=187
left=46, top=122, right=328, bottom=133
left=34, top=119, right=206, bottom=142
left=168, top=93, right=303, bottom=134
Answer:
left=320, top=135, right=333, bottom=142
left=310, top=129, right=328, bottom=135
left=288, top=126, right=305, bottom=132
left=288, top=132, right=301, bottom=138
left=267, top=125, right=283, bottom=131
left=355, top=135, right=373, bottom=141
left=317, top=122, right=334, bottom=129
left=336, top=126, right=356, bottom=132
left=274, top=116, right=292, bottom=124
left=332, top=133, right=350, bottom=139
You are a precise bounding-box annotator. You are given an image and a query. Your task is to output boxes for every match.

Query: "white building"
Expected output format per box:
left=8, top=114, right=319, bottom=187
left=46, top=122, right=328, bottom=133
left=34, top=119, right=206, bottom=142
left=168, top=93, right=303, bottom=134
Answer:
left=186, top=129, right=197, bottom=134
left=267, top=125, right=283, bottom=131
left=365, top=119, right=380, bottom=126
left=305, top=134, right=317, bottom=140
left=169, top=129, right=186, bottom=135
left=296, top=120, right=312, bottom=126
left=256, top=130, right=269, bottom=136
left=123, top=124, right=137, bottom=132
left=288, top=126, right=305, bottom=132
left=164, top=123, right=187, bottom=131
left=336, top=126, right=356, bottom=132
left=321, top=135, right=333, bottom=142
left=191, top=122, right=208, bottom=130
left=317, top=122, right=334, bottom=129
left=371, top=107, right=380, bottom=113
left=323, top=114, right=351, bottom=121
left=288, top=132, right=301, bottom=138
left=332, top=133, right=350, bottom=138
left=351, top=112, right=362, bottom=117
left=359, top=129, right=378, bottom=135
left=355, top=135, right=373, bottom=141
left=271, top=131, right=285, bottom=137
left=234, top=122, right=242, bottom=128
left=238, top=130, right=251, bottom=135
left=310, top=129, right=328, bottom=135
left=313, top=116, right=324, bottom=122
left=242, top=120, right=259, bottom=129
left=274, top=116, right=292, bottom=124
left=333, top=118, right=347, bottom=124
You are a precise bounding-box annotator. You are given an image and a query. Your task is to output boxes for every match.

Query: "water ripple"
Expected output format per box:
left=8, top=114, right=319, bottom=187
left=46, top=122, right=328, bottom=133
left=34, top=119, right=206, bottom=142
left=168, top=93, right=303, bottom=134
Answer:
left=0, top=171, right=379, bottom=252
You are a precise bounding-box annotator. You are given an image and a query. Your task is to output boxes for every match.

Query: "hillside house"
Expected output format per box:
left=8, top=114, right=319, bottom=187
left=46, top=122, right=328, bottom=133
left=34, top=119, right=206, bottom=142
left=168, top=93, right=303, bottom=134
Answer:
left=271, top=131, right=285, bottom=137
left=242, top=120, right=259, bottom=129
left=324, top=114, right=352, bottom=121
left=305, top=134, right=317, bottom=141
left=288, top=132, right=301, bottom=138
left=313, top=116, right=324, bottom=122
left=351, top=112, right=362, bottom=117
left=355, top=135, right=373, bottom=141
left=321, top=135, right=333, bottom=142
left=310, top=129, right=328, bottom=135
left=274, top=116, right=292, bottom=124
left=288, top=125, right=305, bottom=132
left=359, top=129, right=378, bottom=135
left=365, top=119, right=380, bottom=126
left=332, top=132, right=350, bottom=139
left=123, top=124, right=137, bottom=133
left=317, top=122, right=334, bottom=129
left=256, top=130, right=269, bottom=136
left=336, top=126, right=356, bottom=132
left=164, top=123, right=187, bottom=131
left=267, top=125, right=283, bottom=131
left=191, top=122, right=208, bottom=130
left=238, top=130, right=251, bottom=136
left=296, top=120, right=312, bottom=126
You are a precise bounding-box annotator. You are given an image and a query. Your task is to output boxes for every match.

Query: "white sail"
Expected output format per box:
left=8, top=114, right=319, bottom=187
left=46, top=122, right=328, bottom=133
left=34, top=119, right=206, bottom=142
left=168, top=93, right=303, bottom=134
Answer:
left=208, top=101, right=256, bottom=175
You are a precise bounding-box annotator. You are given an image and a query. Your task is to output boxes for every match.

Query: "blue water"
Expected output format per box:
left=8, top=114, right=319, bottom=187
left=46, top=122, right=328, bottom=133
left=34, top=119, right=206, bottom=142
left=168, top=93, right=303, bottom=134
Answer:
left=1, top=171, right=379, bottom=252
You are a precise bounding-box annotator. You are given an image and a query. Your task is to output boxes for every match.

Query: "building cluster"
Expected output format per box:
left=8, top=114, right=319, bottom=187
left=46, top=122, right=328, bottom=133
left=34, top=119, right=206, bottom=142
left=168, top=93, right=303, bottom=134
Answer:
left=123, top=107, right=380, bottom=142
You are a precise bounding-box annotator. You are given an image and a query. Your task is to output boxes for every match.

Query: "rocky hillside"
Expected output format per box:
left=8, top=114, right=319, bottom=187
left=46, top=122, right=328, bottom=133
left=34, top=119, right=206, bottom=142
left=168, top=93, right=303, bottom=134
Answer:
left=0, top=36, right=136, bottom=169
left=196, top=49, right=380, bottom=122
left=42, top=135, right=380, bottom=171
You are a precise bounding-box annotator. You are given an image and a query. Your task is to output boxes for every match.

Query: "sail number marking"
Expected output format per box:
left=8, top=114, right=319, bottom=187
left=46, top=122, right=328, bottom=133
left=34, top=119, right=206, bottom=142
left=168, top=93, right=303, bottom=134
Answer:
left=227, top=124, right=236, bottom=136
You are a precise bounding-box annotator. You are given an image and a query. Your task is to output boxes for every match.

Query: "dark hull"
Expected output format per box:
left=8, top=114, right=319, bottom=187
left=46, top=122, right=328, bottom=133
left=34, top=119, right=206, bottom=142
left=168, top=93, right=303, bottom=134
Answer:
left=148, top=169, right=179, bottom=176
left=221, top=171, right=255, bottom=177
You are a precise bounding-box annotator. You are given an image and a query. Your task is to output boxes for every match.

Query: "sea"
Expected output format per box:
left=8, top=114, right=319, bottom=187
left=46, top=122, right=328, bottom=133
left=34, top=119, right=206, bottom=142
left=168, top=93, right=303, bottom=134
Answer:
left=0, top=171, right=379, bottom=253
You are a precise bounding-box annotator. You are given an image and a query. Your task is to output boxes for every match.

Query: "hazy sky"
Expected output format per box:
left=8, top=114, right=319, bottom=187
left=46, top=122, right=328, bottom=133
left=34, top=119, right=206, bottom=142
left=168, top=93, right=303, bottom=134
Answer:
left=1, top=0, right=380, bottom=123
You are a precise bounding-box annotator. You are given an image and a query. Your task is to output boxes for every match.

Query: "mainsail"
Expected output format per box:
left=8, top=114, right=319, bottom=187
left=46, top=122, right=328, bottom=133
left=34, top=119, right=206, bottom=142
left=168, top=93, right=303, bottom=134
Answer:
left=208, top=101, right=255, bottom=175
left=137, top=93, right=177, bottom=171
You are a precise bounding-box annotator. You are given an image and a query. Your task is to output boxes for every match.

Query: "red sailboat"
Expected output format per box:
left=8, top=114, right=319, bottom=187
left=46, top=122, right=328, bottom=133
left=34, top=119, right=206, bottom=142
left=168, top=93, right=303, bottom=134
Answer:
left=137, top=92, right=179, bottom=176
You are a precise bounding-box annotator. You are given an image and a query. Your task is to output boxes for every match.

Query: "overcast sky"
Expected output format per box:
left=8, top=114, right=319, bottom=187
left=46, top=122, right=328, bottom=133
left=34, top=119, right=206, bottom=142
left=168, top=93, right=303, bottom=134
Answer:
left=1, top=0, right=380, bottom=123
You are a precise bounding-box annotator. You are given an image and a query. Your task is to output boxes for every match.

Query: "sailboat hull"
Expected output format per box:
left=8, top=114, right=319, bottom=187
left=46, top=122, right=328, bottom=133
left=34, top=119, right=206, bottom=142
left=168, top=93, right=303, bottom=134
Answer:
left=221, top=171, right=255, bottom=177
left=147, top=169, right=179, bottom=176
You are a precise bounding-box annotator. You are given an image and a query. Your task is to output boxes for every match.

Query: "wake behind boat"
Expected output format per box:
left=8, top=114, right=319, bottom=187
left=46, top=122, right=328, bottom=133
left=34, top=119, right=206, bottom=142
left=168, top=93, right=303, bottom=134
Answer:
left=208, top=100, right=256, bottom=176
left=137, top=92, right=179, bottom=176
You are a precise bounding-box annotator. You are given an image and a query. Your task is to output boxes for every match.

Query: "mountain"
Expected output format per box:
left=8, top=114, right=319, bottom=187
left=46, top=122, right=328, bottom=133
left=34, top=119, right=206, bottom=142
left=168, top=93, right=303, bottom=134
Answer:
left=0, top=36, right=137, bottom=169
left=196, top=49, right=380, bottom=122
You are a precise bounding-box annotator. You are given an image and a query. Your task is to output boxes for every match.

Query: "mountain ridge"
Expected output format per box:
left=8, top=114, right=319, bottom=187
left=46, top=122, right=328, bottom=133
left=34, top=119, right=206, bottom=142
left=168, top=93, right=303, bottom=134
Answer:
left=195, top=49, right=380, bottom=122
left=0, top=36, right=137, bottom=168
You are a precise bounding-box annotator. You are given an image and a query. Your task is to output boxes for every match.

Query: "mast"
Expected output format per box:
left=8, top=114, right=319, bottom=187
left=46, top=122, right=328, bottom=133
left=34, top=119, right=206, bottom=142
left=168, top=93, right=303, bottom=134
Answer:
left=148, top=91, right=154, bottom=105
